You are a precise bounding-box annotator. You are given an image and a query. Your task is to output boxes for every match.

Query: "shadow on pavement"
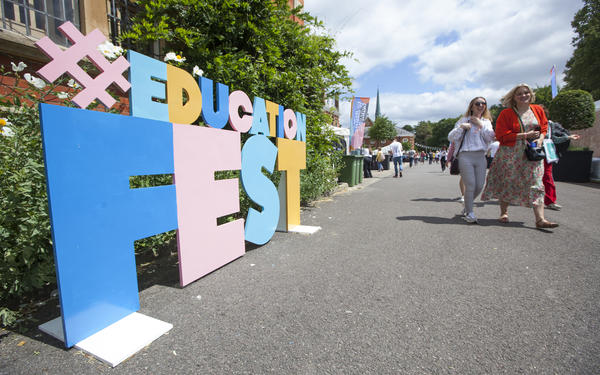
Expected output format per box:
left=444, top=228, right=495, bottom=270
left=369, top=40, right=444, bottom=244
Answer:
left=395, top=214, right=526, bottom=228
left=411, top=198, right=498, bottom=208
left=411, top=197, right=459, bottom=203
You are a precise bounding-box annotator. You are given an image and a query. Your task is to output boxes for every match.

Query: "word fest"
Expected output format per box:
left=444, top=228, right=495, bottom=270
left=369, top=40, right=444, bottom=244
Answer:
left=35, top=22, right=306, bottom=347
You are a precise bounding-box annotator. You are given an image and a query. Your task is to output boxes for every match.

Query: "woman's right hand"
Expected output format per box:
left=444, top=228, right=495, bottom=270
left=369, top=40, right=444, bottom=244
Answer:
left=460, top=122, right=471, bottom=130
left=524, top=130, right=540, bottom=140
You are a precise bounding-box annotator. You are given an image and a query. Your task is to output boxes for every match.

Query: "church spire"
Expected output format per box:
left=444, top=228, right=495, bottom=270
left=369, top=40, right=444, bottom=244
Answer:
left=375, top=87, right=381, bottom=119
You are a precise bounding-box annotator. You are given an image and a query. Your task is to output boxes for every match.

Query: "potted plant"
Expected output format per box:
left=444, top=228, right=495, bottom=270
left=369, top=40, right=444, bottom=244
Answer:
left=548, top=89, right=595, bottom=182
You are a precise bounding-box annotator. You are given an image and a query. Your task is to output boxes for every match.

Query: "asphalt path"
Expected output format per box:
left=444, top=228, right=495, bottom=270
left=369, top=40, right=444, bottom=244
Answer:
left=1, top=162, right=599, bottom=374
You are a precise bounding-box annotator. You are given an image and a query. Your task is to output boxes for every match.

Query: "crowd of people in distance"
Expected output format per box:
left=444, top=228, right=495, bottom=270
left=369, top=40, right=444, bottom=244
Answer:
left=363, top=135, right=495, bottom=180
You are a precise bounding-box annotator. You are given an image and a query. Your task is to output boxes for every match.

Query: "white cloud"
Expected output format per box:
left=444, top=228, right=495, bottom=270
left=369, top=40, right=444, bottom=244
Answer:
left=305, top=0, right=582, bottom=127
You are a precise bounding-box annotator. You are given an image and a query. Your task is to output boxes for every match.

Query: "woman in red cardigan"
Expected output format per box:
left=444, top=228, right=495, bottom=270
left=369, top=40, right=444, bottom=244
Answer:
left=481, top=83, right=558, bottom=229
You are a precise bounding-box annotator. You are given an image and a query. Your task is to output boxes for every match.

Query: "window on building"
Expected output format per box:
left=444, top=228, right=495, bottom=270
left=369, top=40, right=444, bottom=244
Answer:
left=1, top=0, right=80, bottom=46
left=106, top=0, right=159, bottom=57
left=107, top=0, right=135, bottom=46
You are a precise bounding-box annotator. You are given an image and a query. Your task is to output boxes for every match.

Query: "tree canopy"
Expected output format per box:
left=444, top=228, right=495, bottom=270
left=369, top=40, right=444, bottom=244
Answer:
left=412, top=116, right=460, bottom=148
left=488, top=104, right=503, bottom=127
left=367, top=115, right=396, bottom=145
left=564, top=0, right=600, bottom=100
left=430, top=117, right=460, bottom=147
left=533, top=85, right=554, bottom=109
left=414, top=120, right=432, bottom=145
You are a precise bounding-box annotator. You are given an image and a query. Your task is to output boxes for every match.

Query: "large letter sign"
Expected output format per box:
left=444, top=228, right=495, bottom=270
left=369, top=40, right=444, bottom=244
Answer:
left=34, top=21, right=311, bottom=364
left=241, top=135, right=280, bottom=245
left=173, top=125, right=245, bottom=286
left=40, top=105, right=178, bottom=347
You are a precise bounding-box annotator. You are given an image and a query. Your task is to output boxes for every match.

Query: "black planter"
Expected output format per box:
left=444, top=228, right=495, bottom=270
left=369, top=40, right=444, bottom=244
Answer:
left=552, top=150, right=593, bottom=182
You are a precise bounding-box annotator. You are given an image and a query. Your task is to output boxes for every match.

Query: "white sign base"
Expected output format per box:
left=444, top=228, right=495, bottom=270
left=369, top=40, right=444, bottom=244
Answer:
left=287, top=225, right=321, bottom=234
left=39, top=312, right=172, bottom=367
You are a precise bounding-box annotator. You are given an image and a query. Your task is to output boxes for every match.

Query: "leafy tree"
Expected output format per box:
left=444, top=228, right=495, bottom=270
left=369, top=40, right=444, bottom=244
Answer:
left=429, top=117, right=460, bottom=147
left=402, top=124, right=414, bottom=132
left=564, top=0, right=600, bottom=99
left=367, top=115, right=396, bottom=146
left=121, top=0, right=353, bottom=205
left=414, top=120, right=433, bottom=145
left=548, top=89, right=595, bottom=129
left=533, top=85, right=554, bottom=109
left=488, top=104, right=503, bottom=127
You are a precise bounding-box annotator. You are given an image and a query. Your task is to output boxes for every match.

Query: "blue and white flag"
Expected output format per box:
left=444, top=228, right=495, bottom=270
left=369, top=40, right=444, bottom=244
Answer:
left=550, top=65, right=558, bottom=99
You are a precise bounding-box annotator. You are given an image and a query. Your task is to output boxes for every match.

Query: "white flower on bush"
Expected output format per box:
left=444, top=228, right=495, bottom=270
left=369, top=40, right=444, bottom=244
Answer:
left=57, top=92, right=69, bottom=99
left=67, top=79, right=81, bottom=89
left=164, top=52, right=186, bottom=63
left=192, top=65, right=203, bottom=77
left=11, top=61, right=27, bottom=72
left=97, top=40, right=124, bottom=59
left=0, top=118, right=15, bottom=137
left=1, top=127, right=15, bottom=137
left=23, top=73, right=46, bottom=89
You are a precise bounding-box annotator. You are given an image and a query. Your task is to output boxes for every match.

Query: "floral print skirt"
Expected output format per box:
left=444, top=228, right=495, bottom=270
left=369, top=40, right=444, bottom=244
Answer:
left=481, top=141, right=544, bottom=207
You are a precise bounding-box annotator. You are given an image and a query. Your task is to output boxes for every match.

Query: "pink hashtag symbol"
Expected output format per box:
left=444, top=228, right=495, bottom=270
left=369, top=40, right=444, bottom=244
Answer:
left=35, top=22, right=130, bottom=109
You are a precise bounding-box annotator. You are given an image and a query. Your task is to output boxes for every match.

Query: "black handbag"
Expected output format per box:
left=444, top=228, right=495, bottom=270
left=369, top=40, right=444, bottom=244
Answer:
left=450, top=130, right=467, bottom=175
left=524, top=143, right=546, bottom=161
left=514, top=109, right=545, bottom=161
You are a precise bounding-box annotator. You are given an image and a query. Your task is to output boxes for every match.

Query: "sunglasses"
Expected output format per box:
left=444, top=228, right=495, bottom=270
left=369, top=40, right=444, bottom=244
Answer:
left=474, top=102, right=487, bottom=107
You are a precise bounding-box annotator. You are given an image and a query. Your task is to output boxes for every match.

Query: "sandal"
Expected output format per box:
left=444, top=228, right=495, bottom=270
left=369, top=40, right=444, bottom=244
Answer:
left=498, top=214, right=509, bottom=223
left=536, top=219, right=559, bottom=229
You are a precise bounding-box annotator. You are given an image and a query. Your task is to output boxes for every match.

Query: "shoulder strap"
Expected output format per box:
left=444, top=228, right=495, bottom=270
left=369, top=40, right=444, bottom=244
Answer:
left=512, top=108, right=525, bottom=133
left=456, top=127, right=468, bottom=153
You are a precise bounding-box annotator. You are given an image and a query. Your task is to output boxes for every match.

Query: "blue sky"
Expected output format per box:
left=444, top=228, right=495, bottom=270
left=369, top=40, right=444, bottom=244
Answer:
left=356, top=57, right=444, bottom=97
left=304, top=0, right=583, bottom=127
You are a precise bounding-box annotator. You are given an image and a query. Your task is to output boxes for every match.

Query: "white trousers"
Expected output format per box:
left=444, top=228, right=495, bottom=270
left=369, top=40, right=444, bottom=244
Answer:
left=458, top=151, right=487, bottom=214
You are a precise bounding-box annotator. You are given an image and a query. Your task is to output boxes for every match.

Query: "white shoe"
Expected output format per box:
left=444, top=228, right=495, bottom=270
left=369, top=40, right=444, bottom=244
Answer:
left=458, top=196, right=464, bottom=202
left=546, top=203, right=562, bottom=211
left=462, top=212, right=478, bottom=223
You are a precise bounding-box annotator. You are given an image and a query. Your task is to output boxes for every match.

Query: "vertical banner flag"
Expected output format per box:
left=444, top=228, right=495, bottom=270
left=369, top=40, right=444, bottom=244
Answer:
left=550, top=65, right=558, bottom=99
left=350, top=97, right=370, bottom=151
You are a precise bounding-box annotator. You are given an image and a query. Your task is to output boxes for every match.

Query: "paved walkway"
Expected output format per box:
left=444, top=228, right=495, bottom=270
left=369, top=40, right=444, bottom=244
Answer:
left=2, top=162, right=599, bottom=374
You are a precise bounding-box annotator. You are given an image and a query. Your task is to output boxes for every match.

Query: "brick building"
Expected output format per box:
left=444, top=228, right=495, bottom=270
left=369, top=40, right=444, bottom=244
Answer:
left=363, top=122, right=415, bottom=149
left=288, top=0, right=304, bottom=25
left=1, top=1, right=135, bottom=113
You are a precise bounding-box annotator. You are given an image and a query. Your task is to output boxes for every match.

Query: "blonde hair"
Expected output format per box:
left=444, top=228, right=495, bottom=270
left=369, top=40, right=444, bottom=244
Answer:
left=501, top=83, right=536, bottom=108
left=463, top=96, right=492, bottom=121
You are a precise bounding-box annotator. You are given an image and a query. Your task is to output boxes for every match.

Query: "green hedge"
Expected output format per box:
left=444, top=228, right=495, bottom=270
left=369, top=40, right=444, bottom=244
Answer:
left=1, top=94, right=54, bottom=326
left=548, top=89, right=595, bottom=130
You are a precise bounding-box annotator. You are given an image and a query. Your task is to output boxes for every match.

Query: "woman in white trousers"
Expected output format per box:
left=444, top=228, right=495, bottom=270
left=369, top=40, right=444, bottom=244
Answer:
left=448, top=97, right=495, bottom=223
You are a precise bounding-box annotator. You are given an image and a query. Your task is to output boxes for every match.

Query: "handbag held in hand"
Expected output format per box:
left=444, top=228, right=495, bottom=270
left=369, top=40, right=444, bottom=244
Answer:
left=450, top=158, right=460, bottom=175
left=524, top=141, right=545, bottom=161
left=449, top=129, right=467, bottom=175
